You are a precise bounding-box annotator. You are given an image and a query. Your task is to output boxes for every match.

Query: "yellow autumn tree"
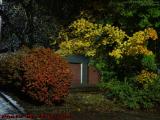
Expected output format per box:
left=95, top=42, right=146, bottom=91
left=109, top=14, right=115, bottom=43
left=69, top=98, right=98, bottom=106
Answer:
left=56, top=18, right=158, bottom=59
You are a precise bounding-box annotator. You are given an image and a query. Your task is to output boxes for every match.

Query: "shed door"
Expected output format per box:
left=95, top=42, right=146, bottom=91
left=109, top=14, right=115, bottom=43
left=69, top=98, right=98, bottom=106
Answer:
left=69, top=63, right=81, bottom=86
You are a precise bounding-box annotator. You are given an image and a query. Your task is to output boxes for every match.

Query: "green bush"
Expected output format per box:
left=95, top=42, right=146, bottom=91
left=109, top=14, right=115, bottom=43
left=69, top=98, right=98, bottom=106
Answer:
left=98, top=80, right=141, bottom=109
left=98, top=78, right=160, bottom=109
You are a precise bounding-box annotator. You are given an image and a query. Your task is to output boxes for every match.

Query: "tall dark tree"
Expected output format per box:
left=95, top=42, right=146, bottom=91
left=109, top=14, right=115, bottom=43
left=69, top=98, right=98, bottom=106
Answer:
left=2, top=0, right=61, bottom=49
left=1, top=0, right=160, bottom=51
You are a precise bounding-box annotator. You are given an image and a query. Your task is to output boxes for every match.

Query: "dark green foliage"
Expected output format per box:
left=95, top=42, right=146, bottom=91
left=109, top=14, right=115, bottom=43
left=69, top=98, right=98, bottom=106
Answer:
left=78, top=0, right=160, bottom=34
left=141, top=54, right=157, bottom=71
left=99, top=80, right=141, bottom=109
left=114, top=56, right=142, bottom=80
left=90, top=58, right=116, bottom=82
left=99, top=78, right=160, bottom=109
left=97, top=53, right=160, bottom=109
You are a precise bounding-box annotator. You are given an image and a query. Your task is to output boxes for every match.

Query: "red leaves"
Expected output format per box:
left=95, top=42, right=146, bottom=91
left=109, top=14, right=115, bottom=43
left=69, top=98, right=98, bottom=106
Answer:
left=20, top=48, right=72, bottom=105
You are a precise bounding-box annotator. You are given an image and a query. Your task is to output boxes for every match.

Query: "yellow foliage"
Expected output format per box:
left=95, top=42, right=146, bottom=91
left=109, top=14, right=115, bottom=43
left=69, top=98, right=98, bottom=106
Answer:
left=136, top=70, right=158, bottom=88
left=109, top=49, right=123, bottom=59
left=145, top=28, right=158, bottom=40
left=56, top=18, right=158, bottom=58
left=109, top=28, right=157, bottom=58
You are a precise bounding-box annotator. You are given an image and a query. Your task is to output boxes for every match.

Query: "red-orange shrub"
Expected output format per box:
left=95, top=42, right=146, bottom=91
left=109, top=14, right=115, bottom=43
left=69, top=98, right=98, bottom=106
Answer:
left=20, top=48, right=72, bottom=105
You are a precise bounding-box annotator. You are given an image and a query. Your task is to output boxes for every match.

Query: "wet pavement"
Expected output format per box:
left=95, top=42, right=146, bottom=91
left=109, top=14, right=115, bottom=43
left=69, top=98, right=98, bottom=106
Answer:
left=0, top=92, right=30, bottom=120
left=0, top=92, right=24, bottom=114
left=0, top=96, right=19, bottom=114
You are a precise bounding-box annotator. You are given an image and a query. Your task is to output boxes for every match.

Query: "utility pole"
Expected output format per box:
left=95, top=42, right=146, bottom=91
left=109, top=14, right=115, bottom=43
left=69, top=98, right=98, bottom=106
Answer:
left=0, top=0, right=2, bottom=40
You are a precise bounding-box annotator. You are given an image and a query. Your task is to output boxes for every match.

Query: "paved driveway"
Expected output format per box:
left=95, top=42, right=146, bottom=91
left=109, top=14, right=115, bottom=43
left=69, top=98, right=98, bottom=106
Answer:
left=0, top=96, right=19, bottom=114
left=0, top=92, right=30, bottom=120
